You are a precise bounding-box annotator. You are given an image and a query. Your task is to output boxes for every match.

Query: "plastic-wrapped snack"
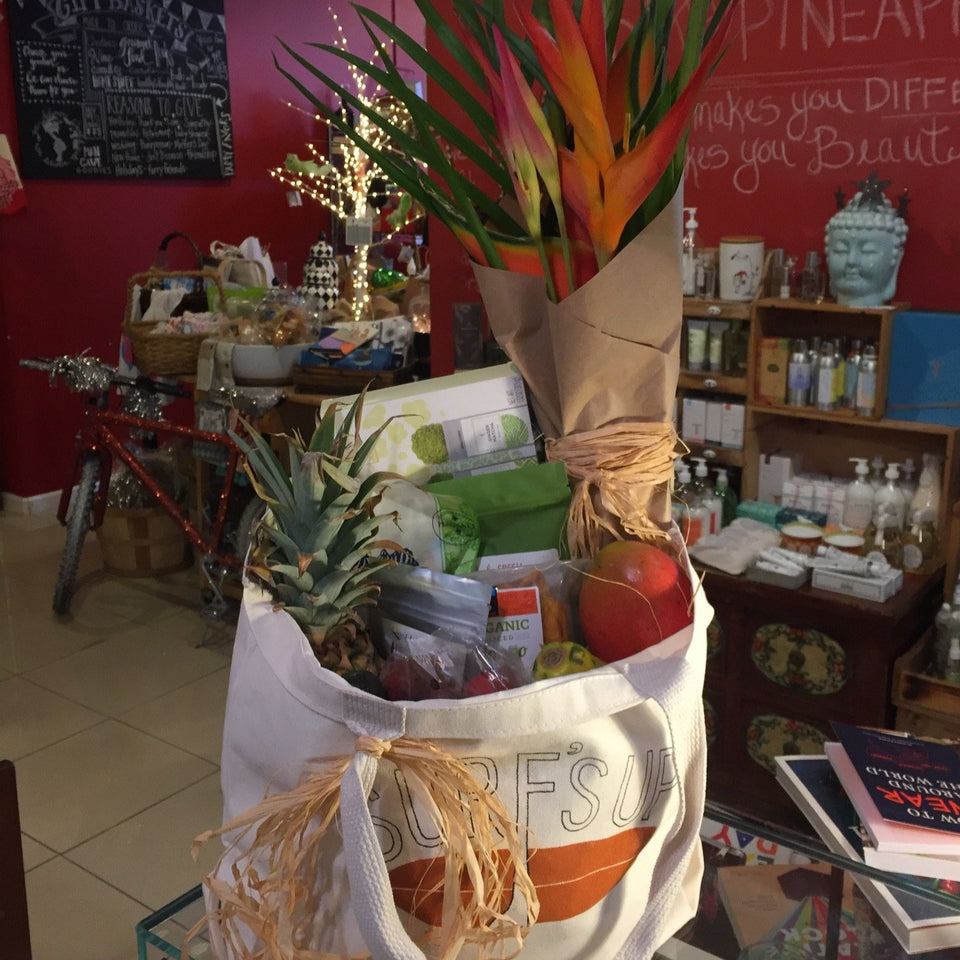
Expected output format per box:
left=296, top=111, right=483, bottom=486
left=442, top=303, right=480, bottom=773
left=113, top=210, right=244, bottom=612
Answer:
left=373, top=565, right=490, bottom=701
left=471, top=561, right=590, bottom=677
left=380, top=636, right=464, bottom=701
left=462, top=641, right=529, bottom=697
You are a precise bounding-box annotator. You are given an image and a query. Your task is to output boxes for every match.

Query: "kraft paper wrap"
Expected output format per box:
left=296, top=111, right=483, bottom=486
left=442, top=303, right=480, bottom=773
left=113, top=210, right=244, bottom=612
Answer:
left=473, top=191, right=683, bottom=555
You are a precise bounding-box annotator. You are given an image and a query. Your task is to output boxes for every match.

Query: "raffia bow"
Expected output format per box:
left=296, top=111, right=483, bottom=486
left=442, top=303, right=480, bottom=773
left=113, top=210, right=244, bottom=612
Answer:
left=547, top=421, right=680, bottom=558
left=187, top=735, right=539, bottom=960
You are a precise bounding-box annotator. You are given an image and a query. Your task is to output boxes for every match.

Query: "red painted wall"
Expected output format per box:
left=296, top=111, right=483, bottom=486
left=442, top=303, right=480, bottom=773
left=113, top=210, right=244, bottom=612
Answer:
left=0, top=0, right=424, bottom=499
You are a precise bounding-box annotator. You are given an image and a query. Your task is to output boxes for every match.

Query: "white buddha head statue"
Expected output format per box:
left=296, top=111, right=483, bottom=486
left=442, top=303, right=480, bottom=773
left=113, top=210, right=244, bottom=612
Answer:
left=825, top=170, right=909, bottom=307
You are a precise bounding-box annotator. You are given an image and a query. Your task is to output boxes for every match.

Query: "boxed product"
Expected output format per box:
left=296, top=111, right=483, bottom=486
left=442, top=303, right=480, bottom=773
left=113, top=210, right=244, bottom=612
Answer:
left=757, top=452, right=801, bottom=504
left=756, top=337, right=790, bottom=405
left=681, top=397, right=707, bottom=443
left=720, top=402, right=745, bottom=448
left=744, top=563, right=810, bottom=590
left=811, top=566, right=904, bottom=602
left=705, top=401, right=724, bottom=445
left=322, top=363, right=537, bottom=485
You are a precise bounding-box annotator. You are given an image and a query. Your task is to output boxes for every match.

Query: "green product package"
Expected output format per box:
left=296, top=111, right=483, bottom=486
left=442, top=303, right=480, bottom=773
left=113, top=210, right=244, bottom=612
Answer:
left=426, top=462, right=572, bottom=568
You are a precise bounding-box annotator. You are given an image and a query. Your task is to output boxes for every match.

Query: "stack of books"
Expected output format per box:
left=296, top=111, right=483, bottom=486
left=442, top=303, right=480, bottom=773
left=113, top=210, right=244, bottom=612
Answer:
left=776, top=722, right=960, bottom=954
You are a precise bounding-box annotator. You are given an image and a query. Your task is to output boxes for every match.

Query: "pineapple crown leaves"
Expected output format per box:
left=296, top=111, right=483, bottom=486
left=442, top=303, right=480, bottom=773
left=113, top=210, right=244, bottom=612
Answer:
left=229, top=386, right=400, bottom=546
left=228, top=386, right=405, bottom=634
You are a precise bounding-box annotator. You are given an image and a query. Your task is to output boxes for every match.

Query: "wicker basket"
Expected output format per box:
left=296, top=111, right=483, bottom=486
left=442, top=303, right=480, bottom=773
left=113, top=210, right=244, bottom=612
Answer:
left=291, top=363, right=416, bottom=394
left=95, top=507, right=192, bottom=578
left=124, top=267, right=225, bottom=376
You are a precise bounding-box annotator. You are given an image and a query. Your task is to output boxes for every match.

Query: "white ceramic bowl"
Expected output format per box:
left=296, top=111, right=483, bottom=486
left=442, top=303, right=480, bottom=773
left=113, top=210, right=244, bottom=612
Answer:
left=231, top=344, right=305, bottom=385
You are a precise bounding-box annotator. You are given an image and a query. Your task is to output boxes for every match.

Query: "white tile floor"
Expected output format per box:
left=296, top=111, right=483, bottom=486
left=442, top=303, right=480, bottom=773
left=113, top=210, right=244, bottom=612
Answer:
left=0, top=509, right=233, bottom=960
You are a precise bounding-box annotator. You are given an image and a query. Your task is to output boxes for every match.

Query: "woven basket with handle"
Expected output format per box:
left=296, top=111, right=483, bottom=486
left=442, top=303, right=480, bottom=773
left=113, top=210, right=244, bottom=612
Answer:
left=124, top=266, right=226, bottom=376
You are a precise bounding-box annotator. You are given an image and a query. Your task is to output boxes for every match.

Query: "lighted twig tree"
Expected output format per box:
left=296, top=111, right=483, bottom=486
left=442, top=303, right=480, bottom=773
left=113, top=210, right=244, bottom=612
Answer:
left=270, top=8, right=419, bottom=323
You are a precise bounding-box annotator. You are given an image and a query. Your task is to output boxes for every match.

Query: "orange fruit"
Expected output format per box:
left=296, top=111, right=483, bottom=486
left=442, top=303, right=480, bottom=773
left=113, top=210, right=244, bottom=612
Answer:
left=578, top=541, right=693, bottom=662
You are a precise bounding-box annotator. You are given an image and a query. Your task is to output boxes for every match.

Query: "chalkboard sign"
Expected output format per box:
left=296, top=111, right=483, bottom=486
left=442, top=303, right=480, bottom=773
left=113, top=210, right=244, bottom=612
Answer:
left=7, top=0, right=233, bottom=179
left=684, top=1, right=960, bottom=311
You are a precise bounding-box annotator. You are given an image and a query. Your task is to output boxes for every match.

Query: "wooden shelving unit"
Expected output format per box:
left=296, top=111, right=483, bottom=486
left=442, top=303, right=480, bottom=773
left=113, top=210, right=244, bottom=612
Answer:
left=738, top=298, right=959, bottom=541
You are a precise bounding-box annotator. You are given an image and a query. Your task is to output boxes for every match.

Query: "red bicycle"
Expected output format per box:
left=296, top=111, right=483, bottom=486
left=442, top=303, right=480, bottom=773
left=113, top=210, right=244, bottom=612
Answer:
left=20, top=354, right=267, bottom=616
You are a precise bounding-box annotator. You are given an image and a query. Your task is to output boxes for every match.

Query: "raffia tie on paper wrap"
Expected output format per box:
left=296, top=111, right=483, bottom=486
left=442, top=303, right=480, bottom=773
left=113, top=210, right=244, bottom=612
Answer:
left=189, top=734, right=538, bottom=960
left=472, top=191, right=684, bottom=557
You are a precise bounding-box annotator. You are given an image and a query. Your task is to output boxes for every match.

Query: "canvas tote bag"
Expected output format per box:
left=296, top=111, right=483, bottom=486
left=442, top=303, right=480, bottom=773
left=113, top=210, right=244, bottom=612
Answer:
left=199, top=560, right=712, bottom=960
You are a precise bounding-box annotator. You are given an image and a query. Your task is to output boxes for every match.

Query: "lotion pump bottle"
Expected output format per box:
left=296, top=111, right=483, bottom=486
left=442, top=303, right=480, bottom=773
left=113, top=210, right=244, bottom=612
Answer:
left=682, top=208, right=701, bottom=297
left=842, top=458, right=873, bottom=533
left=874, top=462, right=907, bottom=530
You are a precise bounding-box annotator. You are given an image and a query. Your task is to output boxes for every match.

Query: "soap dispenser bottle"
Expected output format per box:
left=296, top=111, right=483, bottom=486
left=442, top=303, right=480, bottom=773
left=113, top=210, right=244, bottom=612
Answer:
left=714, top=467, right=739, bottom=528
left=842, top=458, right=873, bottom=533
left=863, top=463, right=906, bottom=567
left=682, top=208, right=701, bottom=297
left=902, top=453, right=943, bottom=574
left=875, top=462, right=907, bottom=530
left=909, top=453, right=942, bottom=527
left=672, top=462, right=704, bottom=545
left=690, top=457, right=720, bottom=535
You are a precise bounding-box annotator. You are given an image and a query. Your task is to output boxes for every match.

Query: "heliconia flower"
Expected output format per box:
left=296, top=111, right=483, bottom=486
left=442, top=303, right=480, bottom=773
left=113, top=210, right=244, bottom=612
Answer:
left=493, top=29, right=562, bottom=215
left=453, top=223, right=597, bottom=300
left=557, top=142, right=604, bottom=261
left=518, top=0, right=614, bottom=175
left=597, top=13, right=733, bottom=257
left=493, top=28, right=575, bottom=293
left=605, top=22, right=656, bottom=150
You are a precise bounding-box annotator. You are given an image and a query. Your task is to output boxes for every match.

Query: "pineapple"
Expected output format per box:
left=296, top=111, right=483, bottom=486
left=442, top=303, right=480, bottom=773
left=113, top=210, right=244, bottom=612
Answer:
left=232, top=389, right=397, bottom=684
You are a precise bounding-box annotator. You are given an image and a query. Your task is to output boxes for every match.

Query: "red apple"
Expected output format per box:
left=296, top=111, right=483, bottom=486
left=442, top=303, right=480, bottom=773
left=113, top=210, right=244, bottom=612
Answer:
left=578, top=541, right=693, bottom=662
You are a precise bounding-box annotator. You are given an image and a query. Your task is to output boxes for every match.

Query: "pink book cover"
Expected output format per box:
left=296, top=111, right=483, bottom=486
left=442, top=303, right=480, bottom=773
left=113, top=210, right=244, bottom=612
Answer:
left=826, top=742, right=960, bottom=855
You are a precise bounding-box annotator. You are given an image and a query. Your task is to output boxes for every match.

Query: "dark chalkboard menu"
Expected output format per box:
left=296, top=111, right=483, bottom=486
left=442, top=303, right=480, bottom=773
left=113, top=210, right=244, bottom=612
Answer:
left=8, top=0, right=233, bottom=179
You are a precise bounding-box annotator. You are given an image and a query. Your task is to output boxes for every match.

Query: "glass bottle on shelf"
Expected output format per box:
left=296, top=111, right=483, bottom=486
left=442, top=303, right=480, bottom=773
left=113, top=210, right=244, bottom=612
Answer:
left=843, top=339, right=862, bottom=408
left=856, top=344, right=879, bottom=416
left=831, top=338, right=846, bottom=406
left=902, top=511, right=940, bottom=574
left=808, top=336, right=822, bottom=406
left=721, top=319, right=749, bottom=377
left=815, top=341, right=837, bottom=411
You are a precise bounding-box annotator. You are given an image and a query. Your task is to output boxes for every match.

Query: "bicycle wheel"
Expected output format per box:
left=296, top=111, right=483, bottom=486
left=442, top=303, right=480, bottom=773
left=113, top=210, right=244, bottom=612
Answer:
left=53, top=455, right=101, bottom=615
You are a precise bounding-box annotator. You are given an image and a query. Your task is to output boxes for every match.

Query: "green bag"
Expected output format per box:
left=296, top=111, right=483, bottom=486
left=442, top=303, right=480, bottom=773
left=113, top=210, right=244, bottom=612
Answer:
left=426, top=462, right=571, bottom=569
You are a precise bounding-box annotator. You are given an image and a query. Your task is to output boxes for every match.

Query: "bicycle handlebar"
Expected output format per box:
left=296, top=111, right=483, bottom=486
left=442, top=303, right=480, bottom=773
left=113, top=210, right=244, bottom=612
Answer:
left=20, top=355, right=193, bottom=399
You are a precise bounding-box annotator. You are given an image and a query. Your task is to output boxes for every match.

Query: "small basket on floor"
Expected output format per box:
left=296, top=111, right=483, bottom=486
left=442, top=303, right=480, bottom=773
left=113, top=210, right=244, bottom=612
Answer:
left=96, top=507, right=192, bottom=578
